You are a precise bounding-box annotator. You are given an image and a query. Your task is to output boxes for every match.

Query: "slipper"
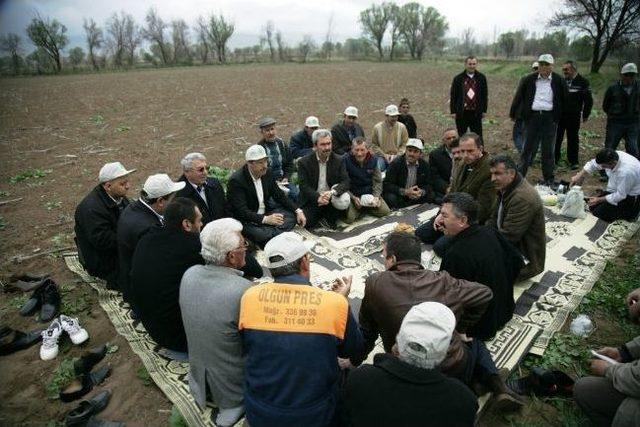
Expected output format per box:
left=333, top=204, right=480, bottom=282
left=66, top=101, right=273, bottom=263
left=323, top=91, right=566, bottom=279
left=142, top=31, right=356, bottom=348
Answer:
left=74, top=345, right=108, bottom=375
left=60, top=366, right=111, bottom=402
left=65, top=390, right=111, bottom=426
left=0, top=328, right=43, bottom=356
left=507, top=367, right=574, bottom=397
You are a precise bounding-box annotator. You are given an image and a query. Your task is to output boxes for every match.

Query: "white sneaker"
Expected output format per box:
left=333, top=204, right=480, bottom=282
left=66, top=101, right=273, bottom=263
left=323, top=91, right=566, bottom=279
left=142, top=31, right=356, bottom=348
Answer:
left=59, top=314, right=89, bottom=345
left=40, top=319, right=63, bottom=361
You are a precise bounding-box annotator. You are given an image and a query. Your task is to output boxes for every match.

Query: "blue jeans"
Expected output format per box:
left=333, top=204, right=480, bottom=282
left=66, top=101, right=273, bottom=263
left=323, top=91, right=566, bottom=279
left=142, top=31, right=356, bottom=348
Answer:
left=375, top=155, right=388, bottom=172
left=512, top=119, right=525, bottom=153
left=605, top=121, right=639, bottom=158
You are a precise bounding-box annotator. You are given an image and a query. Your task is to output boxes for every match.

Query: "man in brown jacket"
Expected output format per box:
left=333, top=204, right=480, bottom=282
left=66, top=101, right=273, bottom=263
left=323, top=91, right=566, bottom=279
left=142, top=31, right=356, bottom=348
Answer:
left=352, top=231, right=523, bottom=411
left=488, top=154, right=546, bottom=280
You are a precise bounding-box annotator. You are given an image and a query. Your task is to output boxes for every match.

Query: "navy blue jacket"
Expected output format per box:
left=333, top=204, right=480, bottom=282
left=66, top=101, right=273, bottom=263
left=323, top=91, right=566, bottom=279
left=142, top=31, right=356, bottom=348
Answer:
left=344, top=153, right=377, bottom=197
left=289, top=129, right=314, bottom=159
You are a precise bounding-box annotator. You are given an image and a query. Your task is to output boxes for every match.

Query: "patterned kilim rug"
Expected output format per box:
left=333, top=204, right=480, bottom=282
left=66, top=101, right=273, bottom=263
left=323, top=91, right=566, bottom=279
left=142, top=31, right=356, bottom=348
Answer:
left=64, top=202, right=639, bottom=426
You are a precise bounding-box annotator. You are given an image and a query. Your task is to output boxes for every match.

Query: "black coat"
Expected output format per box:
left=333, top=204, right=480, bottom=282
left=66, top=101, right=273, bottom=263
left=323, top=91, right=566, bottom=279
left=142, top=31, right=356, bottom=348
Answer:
left=130, top=228, right=203, bottom=352
left=258, top=138, right=294, bottom=180
left=175, top=175, right=230, bottom=226
left=74, top=185, right=130, bottom=288
left=509, top=72, right=567, bottom=122
left=398, top=114, right=417, bottom=138
left=117, top=200, right=163, bottom=305
left=227, top=165, right=298, bottom=225
left=440, top=225, right=523, bottom=340
left=297, top=152, right=350, bottom=207
left=383, top=155, right=432, bottom=201
left=564, top=73, right=593, bottom=119
left=331, top=121, right=365, bottom=156
left=450, top=70, right=488, bottom=116
left=603, top=80, right=640, bottom=123
left=428, top=145, right=453, bottom=199
left=344, top=353, right=478, bottom=427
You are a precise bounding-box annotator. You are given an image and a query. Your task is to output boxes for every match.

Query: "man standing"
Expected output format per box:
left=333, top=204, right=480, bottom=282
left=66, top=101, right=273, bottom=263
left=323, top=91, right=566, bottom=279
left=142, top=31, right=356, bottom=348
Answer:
left=343, top=137, right=391, bottom=223
left=383, top=138, right=432, bottom=209
left=227, top=145, right=305, bottom=247
left=74, top=162, right=135, bottom=290
left=429, top=127, right=458, bottom=203
left=239, top=232, right=363, bottom=427
left=289, top=116, right=320, bottom=160
left=117, top=173, right=185, bottom=310
left=331, top=106, right=365, bottom=156
left=130, top=197, right=203, bottom=361
left=488, top=155, right=546, bottom=280
left=256, top=116, right=298, bottom=199
left=450, top=56, right=488, bottom=139
left=180, top=218, right=253, bottom=427
left=297, top=129, right=351, bottom=229
left=602, top=63, right=640, bottom=158
left=511, top=53, right=567, bottom=184
left=570, top=148, right=640, bottom=222
left=555, top=60, right=593, bottom=169
left=397, top=97, right=417, bottom=138
left=371, top=104, right=409, bottom=171
left=435, top=192, right=523, bottom=340
left=510, top=61, right=539, bottom=153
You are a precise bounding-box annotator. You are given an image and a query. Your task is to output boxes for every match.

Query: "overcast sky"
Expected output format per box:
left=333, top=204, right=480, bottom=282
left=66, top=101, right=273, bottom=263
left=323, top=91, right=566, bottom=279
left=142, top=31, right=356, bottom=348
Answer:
left=0, top=0, right=561, bottom=51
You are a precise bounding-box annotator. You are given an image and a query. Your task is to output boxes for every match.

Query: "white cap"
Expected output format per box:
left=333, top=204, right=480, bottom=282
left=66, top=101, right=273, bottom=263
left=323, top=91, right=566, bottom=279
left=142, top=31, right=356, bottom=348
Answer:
left=396, top=301, right=456, bottom=368
left=245, top=144, right=268, bottom=161
left=621, top=63, right=638, bottom=74
left=385, top=104, right=400, bottom=116
left=305, top=116, right=320, bottom=127
left=344, top=106, right=358, bottom=117
left=360, top=194, right=376, bottom=207
left=264, top=232, right=314, bottom=269
left=531, top=61, right=539, bottom=69
left=331, top=191, right=351, bottom=210
left=406, top=138, right=424, bottom=151
left=98, top=162, right=136, bottom=183
left=143, top=174, right=185, bottom=198
left=537, top=54, right=554, bottom=65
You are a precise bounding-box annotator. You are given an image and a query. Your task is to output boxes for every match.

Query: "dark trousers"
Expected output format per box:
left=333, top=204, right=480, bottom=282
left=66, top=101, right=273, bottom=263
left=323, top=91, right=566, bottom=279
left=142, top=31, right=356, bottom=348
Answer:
left=242, top=253, right=264, bottom=279
left=242, top=208, right=296, bottom=248
left=574, top=376, right=627, bottom=427
left=519, top=112, right=557, bottom=181
left=512, top=119, right=526, bottom=153
left=590, top=193, right=640, bottom=222
left=302, top=203, right=341, bottom=229
left=383, top=191, right=430, bottom=209
left=555, top=113, right=581, bottom=165
left=455, top=110, right=483, bottom=139
left=605, top=121, right=640, bottom=158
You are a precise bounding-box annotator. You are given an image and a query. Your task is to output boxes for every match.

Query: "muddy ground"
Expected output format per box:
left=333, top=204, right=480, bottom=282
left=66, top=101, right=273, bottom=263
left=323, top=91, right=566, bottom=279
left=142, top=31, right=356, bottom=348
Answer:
left=0, top=61, right=615, bottom=425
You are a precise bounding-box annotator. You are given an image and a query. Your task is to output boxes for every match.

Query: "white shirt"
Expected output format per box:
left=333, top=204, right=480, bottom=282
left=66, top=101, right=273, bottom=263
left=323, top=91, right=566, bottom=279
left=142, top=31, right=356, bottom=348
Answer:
left=584, top=151, right=640, bottom=205
left=532, top=74, right=554, bottom=111
left=317, top=154, right=329, bottom=192
left=250, top=173, right=266, bottom=215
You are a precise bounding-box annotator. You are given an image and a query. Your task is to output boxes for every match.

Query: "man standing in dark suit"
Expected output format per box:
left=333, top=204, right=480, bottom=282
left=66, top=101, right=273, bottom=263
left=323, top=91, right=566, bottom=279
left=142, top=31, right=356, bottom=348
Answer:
left=450, top=56, right=488, bottom=139
left=227, top=145, right=306, bottom=247
left=383, top=138, right=432, bottom=209
left=428, top=127, right=458, bottom=204
left=297, top=129, right=351, bottom=229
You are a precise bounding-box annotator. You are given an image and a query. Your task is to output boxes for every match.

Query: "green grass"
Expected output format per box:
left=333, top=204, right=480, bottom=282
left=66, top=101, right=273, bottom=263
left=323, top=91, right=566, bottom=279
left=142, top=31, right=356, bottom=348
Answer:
left=136, top=366, right=153, bottom=386
left=169, top=406, right=189, bottom=427
left=46, top=357, right=76, bottom=400
left=9, top=168, right=51, bottom=183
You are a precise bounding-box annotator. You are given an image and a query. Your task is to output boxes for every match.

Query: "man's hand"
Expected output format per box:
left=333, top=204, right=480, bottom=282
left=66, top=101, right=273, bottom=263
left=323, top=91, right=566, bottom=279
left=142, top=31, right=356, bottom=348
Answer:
left=296, top=210, right=306, bottom=227
left=332, top=275, right=353, bottom=297
left=458, top=332, right=473, bottom=343
left=405, top=186, right=422, bottom=200
left=317, top=191, right=331, bottom=206
left=353, top=196, right=361, bottom=209
left=337, top=357, right=355, bottom=370
left=372, top=197, right=381, bottom=208
left=385, top=154, right=395, bottom=164
left=596, top=347, right=622, bottom=362
left=587, top=196, right=605, bottom=207
left=590, top=359, right=610, bottom=377
left=264, top=213, right=284, bottom=226
left=570, top=171, right=586, bottom=187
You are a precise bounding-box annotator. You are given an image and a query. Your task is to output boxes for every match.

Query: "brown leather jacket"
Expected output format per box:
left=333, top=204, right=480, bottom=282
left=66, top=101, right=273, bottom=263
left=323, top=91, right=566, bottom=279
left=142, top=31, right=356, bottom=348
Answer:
left=356, top=261, right=493, bottom=372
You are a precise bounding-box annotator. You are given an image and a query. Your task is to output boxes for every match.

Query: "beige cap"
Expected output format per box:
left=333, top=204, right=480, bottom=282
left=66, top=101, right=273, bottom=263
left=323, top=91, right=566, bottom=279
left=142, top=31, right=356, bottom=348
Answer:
left=98, top=162, right=136, bottom=183
left=344, top=106, right=358, bottom=117
left=305, top=116, right=320, bottom=127
left=264, top=232, right=314, bottom=268
left=245, top=144, right=268, bottom=161
left=537, top=54, right=554, bottom=65
left=385, top=104, right=400, bottom=116
left=406, top=138, right=424, bottom=151
left=621, top=63, right=638, bottom=74
left=143, top=174, right=185, bottom=198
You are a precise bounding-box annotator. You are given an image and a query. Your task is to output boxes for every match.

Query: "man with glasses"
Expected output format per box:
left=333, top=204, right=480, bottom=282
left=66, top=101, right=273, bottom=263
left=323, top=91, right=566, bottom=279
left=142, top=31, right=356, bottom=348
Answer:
left=555, top=60, right=593, bottom=169
left=602, top=63, right=640, bottom=159
left=429, top=127, right=459, bottom=203
left=331, top=106, right=365, bottom=156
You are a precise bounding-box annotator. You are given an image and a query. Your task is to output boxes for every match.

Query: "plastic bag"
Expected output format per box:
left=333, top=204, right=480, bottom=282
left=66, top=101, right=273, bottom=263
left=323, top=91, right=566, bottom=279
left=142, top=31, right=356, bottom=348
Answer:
left=560, top=186, right=586, bottom=219
left=570, top=314, right=594, bottom=337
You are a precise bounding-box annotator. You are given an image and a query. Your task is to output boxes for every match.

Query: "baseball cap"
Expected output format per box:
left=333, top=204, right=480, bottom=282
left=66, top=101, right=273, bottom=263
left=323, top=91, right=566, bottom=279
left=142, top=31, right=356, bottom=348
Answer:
left=98, top=162, right=136, bottom=183
left=245, top=144, right=268, bottom=161
left=385, top=104, right=400, bottom=116
left=258, top=117, right=277, bottom=128
left=344, top=106, right=358, bottom=117
left=531, top=61, right=539, bottom=69
left=264, top=232, right=315, bottom=269
left=396, top=301, right=456, bottom=368
left=537, top=54, right=554, bottom=65
left=143, top=174, right=185, bottom=198
left=621, top=63, right=638, bottom=74
left=305, top=116, right=320, bottom=127
left=406, top=138, right=424, bottom=151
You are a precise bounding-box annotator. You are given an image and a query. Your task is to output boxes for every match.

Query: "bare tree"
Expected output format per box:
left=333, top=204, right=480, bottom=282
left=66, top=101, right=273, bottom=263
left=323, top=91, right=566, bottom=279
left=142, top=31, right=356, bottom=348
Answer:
left=207, top=14, right=235, bottom=63
left=196, top=16, right=210, bottom=63
left=550, top=0, right=640, bottom=73
left=298, top=35, right=315, bottom=63
left=172, top=19, right=191, bottom=64
left=68, top=46, right=85, bottom=69
left=323, top=13, right=334, bottom=60
left=106, top=12, right=126, bottom=67
left=123, top=15, right=140, bottom=66
left=397, top=4, right=448, bottom=60
left=141, top=7, right=170, bottom=65
left=276, top=30, right=288, bottom=61
left=26, top=14, right=68, bottom=72
left=387, top=3, right=402, bottom=60
left=360, top=4, right=390, bottom=60
left=0, top=33, right=22, bottom=74
left=83, top=19, right=102, bottom=70
left=263, top=20, right=276, bottom=62
left=460, top=28, right=476, bottom=56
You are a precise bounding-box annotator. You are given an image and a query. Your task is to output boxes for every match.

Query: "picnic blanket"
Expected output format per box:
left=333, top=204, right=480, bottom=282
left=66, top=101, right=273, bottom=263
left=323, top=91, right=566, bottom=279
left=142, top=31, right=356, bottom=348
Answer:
left=64, top=202, right=639, bottom=426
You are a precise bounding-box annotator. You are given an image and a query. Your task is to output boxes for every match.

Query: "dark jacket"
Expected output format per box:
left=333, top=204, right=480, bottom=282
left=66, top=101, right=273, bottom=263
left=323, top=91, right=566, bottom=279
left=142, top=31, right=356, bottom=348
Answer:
left=603, top=80, right=640, bottom=123
left=289, top=129, right=314, bottom=159
left=297, top=152, right=350, bottom=207
left=344, top=353, right=478, bottom=427
left=176, top=175, right=230, bottom=226
left=398, top=114, right=417, bottom=138
left=383, top=154, right=433, bottom=202
left=356, top=261, right=492, bottom=373
left=344, top=152, right=378, bottom=197
left=428, top=145, right=453, bottom=200
left=450, top=70, right=488, bottom=116
left=258, top=138, right=294, bottom=180
left=117, top=199, right=163, bottom=305
left=489, top=175, right=546, bottom=281
left=564, top=73, right=593, bottom=119
left=449, top=153, right=496, bottom=224
left=509, top=72, right=567, bottom=121
left=74, top=185, right=130, bottom=288
left=130, top=228, right=203, bottom=352
left=440, top=225, right=523, bottom=340
left=331, top=121, right=365, bottom=156
left=227, top=165, right=298, bottom=225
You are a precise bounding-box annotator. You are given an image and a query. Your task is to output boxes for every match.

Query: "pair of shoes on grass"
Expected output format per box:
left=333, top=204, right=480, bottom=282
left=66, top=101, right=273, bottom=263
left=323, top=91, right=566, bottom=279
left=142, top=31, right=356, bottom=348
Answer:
left=40, top=315, right=89, bottom=361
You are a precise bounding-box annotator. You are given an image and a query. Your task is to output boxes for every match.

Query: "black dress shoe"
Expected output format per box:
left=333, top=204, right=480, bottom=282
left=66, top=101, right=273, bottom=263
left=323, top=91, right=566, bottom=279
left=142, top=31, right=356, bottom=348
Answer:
left=85, top=417, right=124, bottom=427
left=8, top=274, right=50, bottom=292
left=65, top=390, right=111, bottom=426
left=60, top=366, right=111, bottom=402
left=0, top=328, right=43, bottom=356
left=19, top=285, right=46, bottom=316
left=74, top=345, right=108, bottom=375
left=40, top=282, right=61, bottom=322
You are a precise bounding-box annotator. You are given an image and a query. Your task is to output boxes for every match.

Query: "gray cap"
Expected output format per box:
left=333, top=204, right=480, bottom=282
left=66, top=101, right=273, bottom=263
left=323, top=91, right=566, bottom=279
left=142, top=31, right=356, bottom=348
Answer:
left=264, top=232, right=314, bottom=268
left=258, top=117, right=277, bottom=128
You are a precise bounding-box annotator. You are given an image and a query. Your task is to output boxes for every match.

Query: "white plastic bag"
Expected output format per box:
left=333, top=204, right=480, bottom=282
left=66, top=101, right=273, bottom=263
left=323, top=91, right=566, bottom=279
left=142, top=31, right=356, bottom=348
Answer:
left=570, top=314, right=594, bottom=337
left=560, top=186, right=586, bottom=219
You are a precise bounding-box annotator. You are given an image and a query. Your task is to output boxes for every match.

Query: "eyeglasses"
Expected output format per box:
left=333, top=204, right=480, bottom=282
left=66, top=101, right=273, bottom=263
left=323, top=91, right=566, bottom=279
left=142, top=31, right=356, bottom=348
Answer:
left=230, top=239, right=249, bottom=252
left=195, top=167, right=207, bottom=172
